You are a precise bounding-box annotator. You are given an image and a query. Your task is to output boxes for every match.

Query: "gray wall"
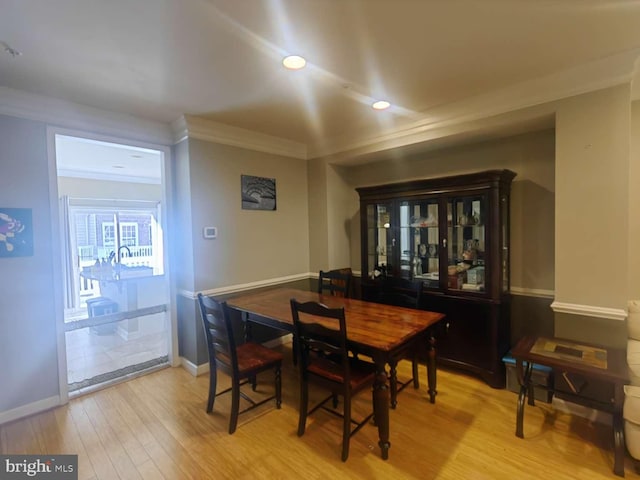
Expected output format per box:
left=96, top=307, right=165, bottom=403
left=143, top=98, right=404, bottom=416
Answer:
left=0, top=114, right=60, bottom=412
left=176, top=138, right=310, bottom=366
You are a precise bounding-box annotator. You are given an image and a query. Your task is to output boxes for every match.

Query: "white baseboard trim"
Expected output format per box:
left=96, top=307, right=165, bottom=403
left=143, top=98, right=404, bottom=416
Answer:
left=0, top=395, right=62, bottom=425
left=180, top=357, right=208, bottom=377
left=551, top=396, right=612, bottom=426
left=550, top=301, right=627, bottom=321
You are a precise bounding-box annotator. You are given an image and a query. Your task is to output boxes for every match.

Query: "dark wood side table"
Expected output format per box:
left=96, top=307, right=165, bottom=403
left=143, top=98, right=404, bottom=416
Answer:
left=512, top=335, right=629, bottom=477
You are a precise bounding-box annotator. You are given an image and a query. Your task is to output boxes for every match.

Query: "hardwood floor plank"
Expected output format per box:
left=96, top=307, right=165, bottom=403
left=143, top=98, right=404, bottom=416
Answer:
left=68, top=400, right=121, bottom=479
left=2, top=343, right=639, bottom=479
left=80, top=396, right=143, bottom=480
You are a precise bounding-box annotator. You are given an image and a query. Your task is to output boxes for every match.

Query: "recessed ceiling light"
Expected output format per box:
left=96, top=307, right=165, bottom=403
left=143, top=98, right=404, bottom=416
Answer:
left=372, top=100, right=391, bottom=110
left=112, top=165, right=125, bottom=169
left=282, top=55, right=306, bottom=70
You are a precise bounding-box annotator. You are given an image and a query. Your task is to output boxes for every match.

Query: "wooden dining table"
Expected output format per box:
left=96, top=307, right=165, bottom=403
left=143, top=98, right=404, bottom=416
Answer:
left=226, top=287, right=446, bottom=460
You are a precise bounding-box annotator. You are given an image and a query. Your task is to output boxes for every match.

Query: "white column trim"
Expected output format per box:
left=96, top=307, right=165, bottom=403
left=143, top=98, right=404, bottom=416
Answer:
left=550, top=301, right=627, bottom=321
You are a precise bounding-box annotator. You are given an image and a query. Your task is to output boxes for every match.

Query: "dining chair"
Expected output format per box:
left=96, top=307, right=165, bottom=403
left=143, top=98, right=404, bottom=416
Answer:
left=377, top=276, right=424, bottom=408
left=197, top=293, right=283, bottom=434
left=317, top=268, right=353, bottom=298
left=290, top=298, right=375, bottom=461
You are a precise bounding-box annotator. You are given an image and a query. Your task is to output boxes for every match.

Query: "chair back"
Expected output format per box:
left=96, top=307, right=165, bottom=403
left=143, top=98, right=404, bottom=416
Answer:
left=379, top=277, right=423, bottom=309
left=290, top=299, right=351, bottom=383
left=197, top=293, right=238, bottom=376
left=318, top=268, right=353, bottom=298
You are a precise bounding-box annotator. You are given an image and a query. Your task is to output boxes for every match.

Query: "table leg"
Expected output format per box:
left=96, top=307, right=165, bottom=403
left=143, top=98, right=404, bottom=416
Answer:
left=389, top=359, right=399, bottom=409
left=372, top=358, right=390, bottom=460
left=613, top=383, right=625, bottom=477
left=516, top=360, right=532, bottom=438
left=426, top=333, right=437, bottom=404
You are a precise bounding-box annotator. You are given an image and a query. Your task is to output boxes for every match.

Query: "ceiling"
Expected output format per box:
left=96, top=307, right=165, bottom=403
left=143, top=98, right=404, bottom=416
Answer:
left=1, top=0, right=640, bottom=160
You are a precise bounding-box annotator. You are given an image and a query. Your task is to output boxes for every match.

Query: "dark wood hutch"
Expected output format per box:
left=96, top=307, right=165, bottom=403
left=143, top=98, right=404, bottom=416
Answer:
left=356, top=169, right=516, bottom=388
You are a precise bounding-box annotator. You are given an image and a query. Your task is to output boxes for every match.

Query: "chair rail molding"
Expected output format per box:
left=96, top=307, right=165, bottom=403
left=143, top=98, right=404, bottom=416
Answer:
left=179, top=272, right=313, bottom=300
left=550, top=301, right=627, bottom=321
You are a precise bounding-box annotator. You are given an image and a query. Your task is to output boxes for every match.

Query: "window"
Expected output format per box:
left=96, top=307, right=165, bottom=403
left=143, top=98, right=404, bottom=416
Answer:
left=63, top=201, right=164, bottom=315
left=103, top=223, right=115, bottom=247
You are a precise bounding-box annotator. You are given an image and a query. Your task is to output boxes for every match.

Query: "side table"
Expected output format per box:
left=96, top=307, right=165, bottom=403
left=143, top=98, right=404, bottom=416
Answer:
left=511, top=335, right=629, bottom=477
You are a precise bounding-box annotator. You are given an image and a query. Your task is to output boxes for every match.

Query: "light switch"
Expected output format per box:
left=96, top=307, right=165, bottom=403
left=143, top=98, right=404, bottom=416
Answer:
left=203, top=226, right=217, bottom=239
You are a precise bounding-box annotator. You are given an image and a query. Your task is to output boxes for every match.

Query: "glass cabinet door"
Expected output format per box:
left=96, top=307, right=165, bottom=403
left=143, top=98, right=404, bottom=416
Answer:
left=399, top=199, right=440, bottom=287
left=365, top=202, right=394, bottom=277
left=447, top=194, right=486, bottom=293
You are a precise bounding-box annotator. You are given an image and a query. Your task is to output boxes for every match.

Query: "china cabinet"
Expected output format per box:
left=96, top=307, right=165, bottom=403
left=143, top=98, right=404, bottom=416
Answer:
left=357, top=169, right=516, bottom=387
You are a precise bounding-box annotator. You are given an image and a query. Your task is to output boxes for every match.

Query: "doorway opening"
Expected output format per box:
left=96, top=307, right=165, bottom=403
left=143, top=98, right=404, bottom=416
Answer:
left=55, top=134, right=171, bottom=394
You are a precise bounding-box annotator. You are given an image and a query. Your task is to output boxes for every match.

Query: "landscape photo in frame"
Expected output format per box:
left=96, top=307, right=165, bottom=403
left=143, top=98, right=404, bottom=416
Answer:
left=241, top=175, right=276, bottom=211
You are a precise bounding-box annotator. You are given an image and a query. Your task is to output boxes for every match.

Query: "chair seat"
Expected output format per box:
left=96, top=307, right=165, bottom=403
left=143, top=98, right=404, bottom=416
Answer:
left=236, top=342, right=283, bottom=374
left=308, top=355, right=375, bottom=389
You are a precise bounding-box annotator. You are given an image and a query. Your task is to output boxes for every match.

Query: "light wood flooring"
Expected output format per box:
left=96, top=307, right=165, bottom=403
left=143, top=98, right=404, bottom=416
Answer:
left=1, top=343, right=639, bottom=479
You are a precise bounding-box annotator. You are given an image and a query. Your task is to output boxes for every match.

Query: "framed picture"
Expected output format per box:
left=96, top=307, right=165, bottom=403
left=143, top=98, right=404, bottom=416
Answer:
left=241, top=175, right=276, bottom=210
left=0, top=208, right=34, bottom=257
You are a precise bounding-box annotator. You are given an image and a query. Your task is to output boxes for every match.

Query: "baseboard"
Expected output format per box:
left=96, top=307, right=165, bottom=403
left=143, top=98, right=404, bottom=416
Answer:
left=0, top=395, right=62, bottom=425
left=180, top=357, right=209, bottom=377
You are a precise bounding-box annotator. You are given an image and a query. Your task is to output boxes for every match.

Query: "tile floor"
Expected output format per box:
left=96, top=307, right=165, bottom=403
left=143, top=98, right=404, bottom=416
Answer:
left=65, top=312, right=169, bottom=389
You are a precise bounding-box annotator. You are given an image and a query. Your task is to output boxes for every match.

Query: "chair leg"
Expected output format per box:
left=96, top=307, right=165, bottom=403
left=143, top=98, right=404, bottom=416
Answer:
left=341, top=394, right=351, bottom=462
left=275, top=365, right=282, bottom=408
left=298, top=377, right=309, bottom=436
left=207, top=365, right=217, bottom=413
left=229, top=381, right=240, bottom=434
left=250, top=375, right=257, bottom=391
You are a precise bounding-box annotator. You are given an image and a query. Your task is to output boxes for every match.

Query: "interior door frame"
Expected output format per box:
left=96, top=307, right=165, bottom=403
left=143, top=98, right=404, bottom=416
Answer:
left=47, top=126, right=178, bottom=404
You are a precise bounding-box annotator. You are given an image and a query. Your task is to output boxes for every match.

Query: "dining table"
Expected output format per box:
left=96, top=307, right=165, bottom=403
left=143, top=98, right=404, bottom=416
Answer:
left=226, top=286, right=446, bottom=459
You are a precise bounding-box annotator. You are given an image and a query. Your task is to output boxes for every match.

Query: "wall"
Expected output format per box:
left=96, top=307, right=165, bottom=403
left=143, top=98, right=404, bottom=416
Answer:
left=188, top=139, right=309, bottom=289
left=0, top=114, right=60, bottom=415
left=57, top=177, right=162, bottom=201
left=177, top=138, right=310, bottom=366
left=554, top=85, right=630, bottom=347
left=629, top=100, right=640, bottom=297
left=345, top=129, right=556, bottom=294
left=341, top=129, right=556, bottom=342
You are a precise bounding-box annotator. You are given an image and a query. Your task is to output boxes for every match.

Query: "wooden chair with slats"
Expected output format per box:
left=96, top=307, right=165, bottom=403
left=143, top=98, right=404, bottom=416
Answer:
left=317, top=268, right=353, bottom=298
left=290, top=298, right=375, bottom=461
left=197, top=293, right=283, bottom=434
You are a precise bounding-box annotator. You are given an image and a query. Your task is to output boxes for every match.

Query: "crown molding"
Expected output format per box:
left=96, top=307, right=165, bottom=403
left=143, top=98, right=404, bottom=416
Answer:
left=0, top=86, right=173, bottom=145
left=309, top=48, right=640, bottom=161
left=550, top=301, right=627, bottom=321
left=178, top=114, right=307, bottom=159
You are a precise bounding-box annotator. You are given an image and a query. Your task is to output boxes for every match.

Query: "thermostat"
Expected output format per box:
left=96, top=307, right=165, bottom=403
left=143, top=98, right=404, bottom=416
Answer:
left=203, top=227, right=218, bottom=239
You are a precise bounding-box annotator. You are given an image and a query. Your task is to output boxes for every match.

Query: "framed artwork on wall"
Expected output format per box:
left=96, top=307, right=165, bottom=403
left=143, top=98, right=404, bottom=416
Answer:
left=241, top=175, right=276, bottom=211
left=0, top=208, right=34, bottom=257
